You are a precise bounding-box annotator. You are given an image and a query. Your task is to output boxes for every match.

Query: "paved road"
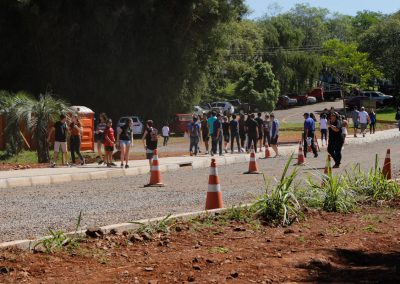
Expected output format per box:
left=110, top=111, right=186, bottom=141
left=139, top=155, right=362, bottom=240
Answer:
left=1, top=137, right=399, bottom=242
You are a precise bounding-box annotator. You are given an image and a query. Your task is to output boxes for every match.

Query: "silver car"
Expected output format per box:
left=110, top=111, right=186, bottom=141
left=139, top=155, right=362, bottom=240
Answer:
left=210, top=101, right=235, bottom=115
left=117, top=116, right=144, bottom=135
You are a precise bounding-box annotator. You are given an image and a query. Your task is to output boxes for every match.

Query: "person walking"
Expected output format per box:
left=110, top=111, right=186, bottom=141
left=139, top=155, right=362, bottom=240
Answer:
left=69, top=115, right=85, bottom=165
left=341, top=115, right=348, bottom=146
left=201, top=114, right=210, bottom=154
left=327, top=112, right=344, bottom=168
left=48, top=114, right=69, bottom=167
left=238, top=114, right=246, bottom=152
left=222, top=116, right=230, bottom=153
left=117, top=118, right=133, bottom=168
left=161, top=123, right=170, bottom=146
left=269, top=113, right=279, bottom=157
left=142, top=120, right=158, bottom=167
left=229, top=114, right=240, bottom=153
left=263, top=113, right=271, bottom=146
left=255, top=113, right=264, bottom=152
left=351, top=107, right=359, bottom=137
left=104, top=118, right=116, bottom=167
left=207, top=111, right=217, bottom=155
left=359, top=107, right=370, bottom=137
left=246, top=113, right=259, bottom=152
left=369, top=109, right=376, bottom=134
left=211, top=113, right=223, bottom=156
left=319, top=113, right=328, bottom=146
left=303, top=113, right=318, bottom=158
left=188, top=115, right=201, bottom=156
left=95, top=113, right=107, bottom=165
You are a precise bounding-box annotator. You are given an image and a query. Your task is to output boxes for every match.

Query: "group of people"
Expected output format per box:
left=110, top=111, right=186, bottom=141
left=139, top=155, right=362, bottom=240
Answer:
left=184, top=111, right=280, bottom=157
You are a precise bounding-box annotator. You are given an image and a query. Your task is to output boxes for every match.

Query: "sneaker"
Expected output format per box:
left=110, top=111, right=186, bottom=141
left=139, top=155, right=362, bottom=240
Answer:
left=125, top=164, right=129, bottom=169
left=219, top=153, right=224, bottom=156
left=81, top=160, right=85, bottom=166
left=332, top=164, right=340, bottom=168
left=205, top=151, right=209, bottom=155
left=362, top=133, right=365, bottom=137
left=120, top=163, right=124, bottom=167
left=224, top=149, right=228, bottom=154
left=314, top=154, right=318, bottom=158
left=50, top=162, right=56, bottom=168
left=98, top=160, right=104, bottom=165
left=111, top=162, right=117, bottom=167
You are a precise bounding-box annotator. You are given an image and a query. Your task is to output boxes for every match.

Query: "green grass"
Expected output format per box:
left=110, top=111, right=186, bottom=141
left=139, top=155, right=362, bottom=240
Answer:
left=376, top=107, right=397, bottom=122
left=0, top=150, right=97, bottom=164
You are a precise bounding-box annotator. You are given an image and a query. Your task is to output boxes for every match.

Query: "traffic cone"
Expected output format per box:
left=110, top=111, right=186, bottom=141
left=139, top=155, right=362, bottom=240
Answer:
left=261, top=141, right=271, bottom=159
left=244, top=145, right=261, bottom=174
left=205, top=159, right=223, bottom=210
left=382, top=149, right=392, bottom=180
left=297, top=141, right=305, bottom=165
left=324, top=155, right=332, bottom=175
left=144, top=149, right=165, bottom=187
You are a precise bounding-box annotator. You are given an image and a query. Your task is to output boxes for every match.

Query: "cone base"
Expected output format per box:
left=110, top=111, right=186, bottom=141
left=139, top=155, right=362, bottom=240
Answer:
left=144, top=183, right=165, bottom=187
left=243, top=171, right=262, bottom=174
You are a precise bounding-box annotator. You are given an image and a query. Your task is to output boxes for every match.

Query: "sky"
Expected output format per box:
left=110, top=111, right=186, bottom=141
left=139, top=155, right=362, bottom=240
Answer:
left=245, top=0, right=400, bottom=19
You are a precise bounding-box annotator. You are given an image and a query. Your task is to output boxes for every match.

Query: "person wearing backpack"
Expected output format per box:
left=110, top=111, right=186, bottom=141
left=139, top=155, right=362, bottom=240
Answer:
left=188, top=115, right=201, bottom=156
left=142, top=120, right=158, bottom=166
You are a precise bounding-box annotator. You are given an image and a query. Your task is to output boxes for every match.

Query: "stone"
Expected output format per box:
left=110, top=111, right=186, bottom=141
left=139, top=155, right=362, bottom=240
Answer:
left=230, top=271, right=239, bottom=278
left=175, top=226, right=182, bottom=232
left=144, top=267, right=154, bottom=271
left=142, top=232, right=153, bottom=241
left=130, top=233, right=144, bottom=242
left=187, top=275, right=195, bottom=282
left=86, top=227, right=104, bottom=238
left=109, top=229, right=117, bottom=235
left=284, top=228, right=295, bottom=234
left=233, top=227, right=246, bottom=232
left=192, top=265, right=201, bottom=270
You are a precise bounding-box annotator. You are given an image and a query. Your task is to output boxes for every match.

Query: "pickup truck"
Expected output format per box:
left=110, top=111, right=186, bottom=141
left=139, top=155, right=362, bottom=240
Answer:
left=228, top=99, right=259, bottom=114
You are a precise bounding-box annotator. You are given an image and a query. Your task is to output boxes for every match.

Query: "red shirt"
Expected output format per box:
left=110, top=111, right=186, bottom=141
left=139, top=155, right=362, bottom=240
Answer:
left=104, top=127, right=115, bottom=146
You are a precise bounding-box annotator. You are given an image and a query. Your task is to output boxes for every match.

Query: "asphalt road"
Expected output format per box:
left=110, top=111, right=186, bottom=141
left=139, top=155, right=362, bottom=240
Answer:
left=1, top=136, right=399, bottom=243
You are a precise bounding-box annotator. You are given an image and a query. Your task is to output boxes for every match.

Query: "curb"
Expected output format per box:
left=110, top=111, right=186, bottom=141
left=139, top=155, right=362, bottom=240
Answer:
left=0, top=205, right=251, bottom=251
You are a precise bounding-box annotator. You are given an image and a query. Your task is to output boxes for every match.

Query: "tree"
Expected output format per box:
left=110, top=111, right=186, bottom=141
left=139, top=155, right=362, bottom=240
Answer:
left=235, top=62, right=280, bottom=111
left=352, top=10, right=385, bottom=35
left=322, top=39, right=382, bottom=89
left=11, top=93, right=70, bottom=163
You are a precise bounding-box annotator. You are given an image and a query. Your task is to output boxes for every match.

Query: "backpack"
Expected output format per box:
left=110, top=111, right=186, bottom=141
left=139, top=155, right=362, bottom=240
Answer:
left=189, top=122, right=199, bottom=137
left=149, top=127, right=158, bottom=141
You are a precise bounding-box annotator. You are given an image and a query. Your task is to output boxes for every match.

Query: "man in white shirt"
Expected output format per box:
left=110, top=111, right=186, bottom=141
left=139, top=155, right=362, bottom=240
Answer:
left=162, top=124, right=170, bottom=146
left=358, top=107, right=370, bottom=137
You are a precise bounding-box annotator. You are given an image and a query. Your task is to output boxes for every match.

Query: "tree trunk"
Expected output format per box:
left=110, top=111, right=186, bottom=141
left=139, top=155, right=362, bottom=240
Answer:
left=37, top=132, right=50, bottom=163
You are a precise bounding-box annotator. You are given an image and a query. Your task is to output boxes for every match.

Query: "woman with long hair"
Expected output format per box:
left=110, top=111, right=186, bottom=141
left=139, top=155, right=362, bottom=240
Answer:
left=69, top=115, right=85, bottom=165
left=95, top=113, right=107, bottom=164
left=117, top=118, right=133, bottom=168
left=327, top=112, right=343, bottom=168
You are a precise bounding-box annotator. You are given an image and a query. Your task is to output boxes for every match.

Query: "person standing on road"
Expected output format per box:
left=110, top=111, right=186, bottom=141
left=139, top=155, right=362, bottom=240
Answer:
left=359, top=107, right=370, bottom=137
left=222, top=116, right=230, bottom=153
left=104, top=119, right=116, bottom=167
left=303, top=113, right=318, bottom=158
left=319, top=113, right=328, bottom=146
left=239, top=114, right=246, bottom=152
left=162, top=122, right=170, bottom=147
left=229, top=114, right=241, bottom=153
left=369, top=109, right=376, bottom=134
left=188, top=115, right=201, bottom=156
left=142, top=120, right=158, bottom=167
left=269, top=113, right=279, bottom=157
left=201, top=114, right=210, bottom=154
left=211, top=113, right=223, bottom=156
left=95, top=113, right=107, bottom=165
left=263, top=113, right=271, bottom=146
left=327, top=112, right=343, bottom=168
left=255, top=113, right=264, bottom=152
left=48, top=114, right=69, bottom=167
left=351, top=107, right=359, bottom=137
left=117, top=118, right=133, bottom=168
left=246, top=113, right=259, bottom=152
left=69, top=115, right=85, bottom=166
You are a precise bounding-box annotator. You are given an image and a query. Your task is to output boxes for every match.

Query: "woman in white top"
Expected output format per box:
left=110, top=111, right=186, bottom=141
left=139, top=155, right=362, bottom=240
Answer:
left=162, top=123, right=170, bottom=146
left=319, top=113, right=328, bottom=146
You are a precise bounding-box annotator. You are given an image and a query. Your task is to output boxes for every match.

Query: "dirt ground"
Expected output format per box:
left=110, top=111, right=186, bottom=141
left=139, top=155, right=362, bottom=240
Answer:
left=1, top=202, right=399, bottom=283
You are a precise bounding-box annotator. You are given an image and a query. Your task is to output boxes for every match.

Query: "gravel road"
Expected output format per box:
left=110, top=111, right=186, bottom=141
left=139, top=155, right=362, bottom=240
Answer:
left=1, top=137, right=399, bottom=242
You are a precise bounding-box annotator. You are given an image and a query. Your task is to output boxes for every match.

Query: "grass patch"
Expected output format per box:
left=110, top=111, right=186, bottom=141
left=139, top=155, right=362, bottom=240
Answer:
left=376, top=107, right=397, bottom=122
left=209, top=246, right=230, bottom=254
left=363, top=224, right=378, bottom=233
left=0, top=150, right=98, bottom=164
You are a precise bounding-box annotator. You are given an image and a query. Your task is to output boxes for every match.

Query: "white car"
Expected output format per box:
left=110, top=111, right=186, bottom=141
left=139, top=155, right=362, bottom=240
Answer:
left=194, top=106, right=206, bottom=116
left=210, top=102, right=235, bottom=115
left=307, top=96, right=317, bottom=104
left=117, top=116, right=144, bottom=135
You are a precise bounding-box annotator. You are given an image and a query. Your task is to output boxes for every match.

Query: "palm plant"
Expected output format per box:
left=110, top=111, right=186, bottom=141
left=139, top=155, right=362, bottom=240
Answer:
left=10, top=93, right=70, bottom=163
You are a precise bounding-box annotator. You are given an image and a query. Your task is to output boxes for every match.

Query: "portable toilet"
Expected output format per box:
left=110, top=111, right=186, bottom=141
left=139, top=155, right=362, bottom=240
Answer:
left=70, top=106, right=94, bottom=151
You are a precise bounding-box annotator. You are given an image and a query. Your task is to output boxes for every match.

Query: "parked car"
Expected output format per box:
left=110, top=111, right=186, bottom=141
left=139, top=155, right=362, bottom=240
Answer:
left=169, top=114, right=193, bottom=135
left=307, top=96, right=317, bottom=104
left=287, top=93, right=308, bottom=105
left=360, top=91, right=393, bottom=106
left=277, top=96, right=297, bottom=109
left=117, top=116, right=144, bottom=135
left=194, top=106, right=207, bottom=116
left=210, top=101, right=235, bottom=115
left=228, top=99, right=259, bottom=114
left=307, top=88, right=324, bottom=102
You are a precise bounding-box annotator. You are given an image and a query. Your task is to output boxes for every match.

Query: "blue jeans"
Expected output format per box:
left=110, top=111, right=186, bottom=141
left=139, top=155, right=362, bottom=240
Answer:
left=190, top=136, right=199, bottom=155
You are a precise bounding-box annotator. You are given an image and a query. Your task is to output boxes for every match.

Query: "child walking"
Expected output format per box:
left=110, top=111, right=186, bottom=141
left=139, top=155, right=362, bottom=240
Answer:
left=162, top=123, right=170, bottom=146
left=319, top=113, right=328, bottom=146
left=104, top=119, right=116, bottom=167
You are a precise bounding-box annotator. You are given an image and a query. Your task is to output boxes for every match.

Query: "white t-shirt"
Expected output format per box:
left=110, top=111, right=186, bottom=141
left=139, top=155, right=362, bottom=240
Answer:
left=359, top=111, right=368, bottom=124
left=162, top=126, right=169, bottom=136
left=319, top=118, right=328, bottom=130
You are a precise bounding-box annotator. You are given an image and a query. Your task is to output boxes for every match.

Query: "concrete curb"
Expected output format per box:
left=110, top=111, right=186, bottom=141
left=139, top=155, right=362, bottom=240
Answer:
left=0, top=205, right=251, bottom=251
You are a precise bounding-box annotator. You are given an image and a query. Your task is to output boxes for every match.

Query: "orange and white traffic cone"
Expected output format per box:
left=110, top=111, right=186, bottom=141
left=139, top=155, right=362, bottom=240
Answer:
left=144, top=149, right=165, bottom=187
left=261, top=141, right=271, bottom=159
left=382, top=149, right=392, bottom=180
left=244, top=145, right=261, bottom=174
left=205, top=159, right=223, bottom=210
left=324, top=155, right=332, bottom=175
left=297, top=141, right=305, bottom=165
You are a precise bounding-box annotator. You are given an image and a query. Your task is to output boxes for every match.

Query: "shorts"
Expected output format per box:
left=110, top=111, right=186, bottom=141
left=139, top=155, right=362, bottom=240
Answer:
left=105, top=145, right=114, bottom=152
left=353, top=122, right=359, bottom=129
left=119, top=140, right=131, bottom=147
left=95, top=133, right=104, bottom=143
left=54, top=141, right=67, bottom=153
left=146, top=148, right=155, bottom=159
left=360, top=123, right=367, bottom=130
left=270, top=135, right=279, bottom=145
left=223, top=134, right=230, bottom=142
left=202, top=134, right=209, bottom=141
